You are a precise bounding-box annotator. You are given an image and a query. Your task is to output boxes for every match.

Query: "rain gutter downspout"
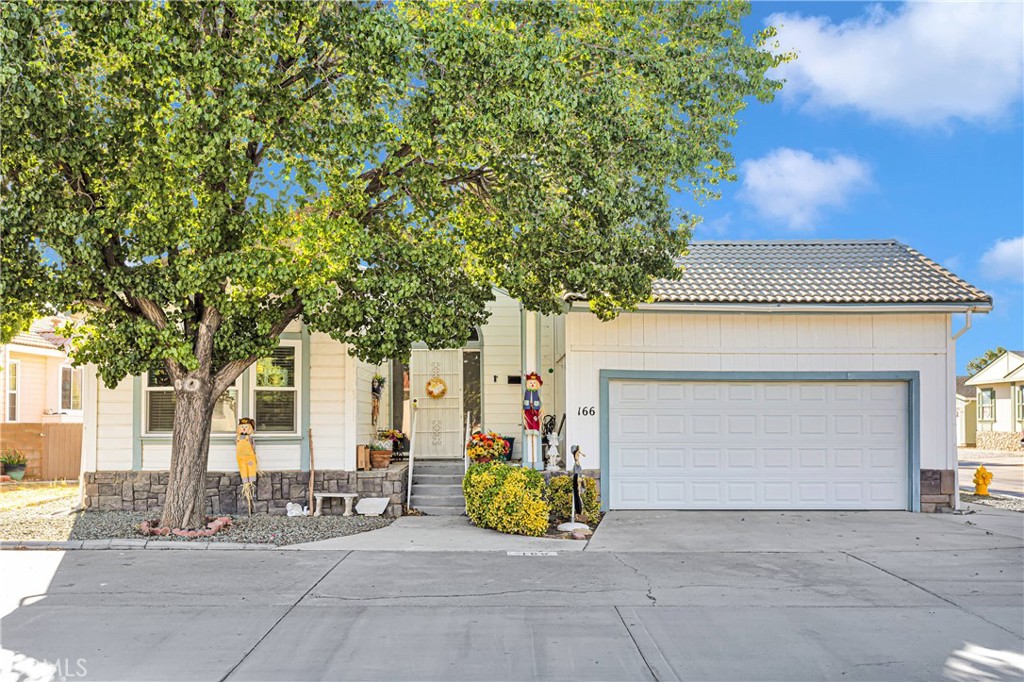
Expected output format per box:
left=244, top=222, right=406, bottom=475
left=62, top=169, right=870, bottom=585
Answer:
left=950, top=309, right=973, bottom=340
left=950, top=308, right=976, bottom=512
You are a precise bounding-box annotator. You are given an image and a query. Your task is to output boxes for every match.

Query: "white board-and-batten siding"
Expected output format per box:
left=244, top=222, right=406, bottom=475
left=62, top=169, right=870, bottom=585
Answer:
left=565, top=311, right=956, bottom=472
left=84, top=332, right=363, bottom=472
left=480, top=293, right=524, bottom=456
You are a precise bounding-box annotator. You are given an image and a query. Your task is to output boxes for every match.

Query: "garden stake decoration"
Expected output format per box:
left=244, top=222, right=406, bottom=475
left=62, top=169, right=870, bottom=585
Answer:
left=235, top=418, right=260, bottom=515
left=973, top=465, right=993, bottom=496
left=557, top=445, right=590, bottom=533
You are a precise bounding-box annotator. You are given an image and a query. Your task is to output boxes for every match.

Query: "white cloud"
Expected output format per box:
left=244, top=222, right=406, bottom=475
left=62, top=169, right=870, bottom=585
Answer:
left=739, top=148, right=871, bottom=230
left=769, top=2, right=1024, bottom=126
left=980, top=236, right=1024, bottom=282
left=697, top=213, right=732, bottom=237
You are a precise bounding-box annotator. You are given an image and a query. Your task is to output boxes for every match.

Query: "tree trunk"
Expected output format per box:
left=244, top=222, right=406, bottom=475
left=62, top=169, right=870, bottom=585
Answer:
left=160, top=373, right=215, bottom=529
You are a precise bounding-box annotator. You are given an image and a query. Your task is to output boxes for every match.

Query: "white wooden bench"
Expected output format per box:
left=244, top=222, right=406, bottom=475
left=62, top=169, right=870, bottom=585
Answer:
left=313, top=492, right=358, bottom=517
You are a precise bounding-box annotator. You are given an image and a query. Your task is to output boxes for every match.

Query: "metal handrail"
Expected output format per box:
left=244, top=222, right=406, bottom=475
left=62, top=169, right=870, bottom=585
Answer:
left=463, top=411, right=471, bottom=514
left=406, top=399, right=418, bottom=510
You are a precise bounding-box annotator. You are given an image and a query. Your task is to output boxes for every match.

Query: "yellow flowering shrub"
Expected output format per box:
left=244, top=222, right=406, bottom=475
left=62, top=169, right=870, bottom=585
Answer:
left=548, top=474, right=601, bottom=523
left=463, top=463, right=550, bottom=537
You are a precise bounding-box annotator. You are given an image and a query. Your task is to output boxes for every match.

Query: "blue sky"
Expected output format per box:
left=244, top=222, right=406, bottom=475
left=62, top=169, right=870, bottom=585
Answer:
left=670, top=1, right=1023, bottom=373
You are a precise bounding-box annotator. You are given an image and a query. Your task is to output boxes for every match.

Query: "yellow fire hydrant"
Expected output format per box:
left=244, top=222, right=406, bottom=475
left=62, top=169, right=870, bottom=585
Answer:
left=973, top=465, right=993, bottom=496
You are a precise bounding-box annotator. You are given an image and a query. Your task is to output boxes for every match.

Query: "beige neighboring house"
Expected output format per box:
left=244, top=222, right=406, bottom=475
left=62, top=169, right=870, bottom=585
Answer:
left=966, top=350, right=1024, bottom=452
left=1, top=317, right=83, bottom=425
left=955, top=376, right=976, bottom=447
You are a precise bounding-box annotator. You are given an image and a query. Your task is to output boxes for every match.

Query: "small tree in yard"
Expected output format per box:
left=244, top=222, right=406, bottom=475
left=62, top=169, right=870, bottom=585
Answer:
left=1, top=1, right=788, bottom=529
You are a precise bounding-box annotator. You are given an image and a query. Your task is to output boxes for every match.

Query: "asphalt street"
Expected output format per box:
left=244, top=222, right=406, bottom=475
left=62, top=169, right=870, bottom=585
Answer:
left=959, top=448, right=1024, bottom=497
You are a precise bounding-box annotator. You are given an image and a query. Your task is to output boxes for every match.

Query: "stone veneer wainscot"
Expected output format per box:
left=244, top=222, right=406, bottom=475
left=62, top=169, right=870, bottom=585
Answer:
left=83, top=463, right=408, bottom=518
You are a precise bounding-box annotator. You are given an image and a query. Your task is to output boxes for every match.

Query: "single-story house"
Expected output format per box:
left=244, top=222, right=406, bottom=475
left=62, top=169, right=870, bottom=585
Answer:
left=80, top=240, right=992, bottom=515
left=1, top=317, right=85, bottom=480
left=955, top=376, right=977, bottom=447
left=965, top=350, right=1024, bottom=452
left=1, top=317, right=84, bottom=425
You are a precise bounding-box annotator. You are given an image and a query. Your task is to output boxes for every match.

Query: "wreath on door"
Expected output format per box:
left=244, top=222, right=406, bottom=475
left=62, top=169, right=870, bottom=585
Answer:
left=425, top=377, right=448, bottom=399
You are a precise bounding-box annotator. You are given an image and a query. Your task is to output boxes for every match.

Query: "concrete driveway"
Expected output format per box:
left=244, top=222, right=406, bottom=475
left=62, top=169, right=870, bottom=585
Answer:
left=1, top=509, right=1022, bottom=681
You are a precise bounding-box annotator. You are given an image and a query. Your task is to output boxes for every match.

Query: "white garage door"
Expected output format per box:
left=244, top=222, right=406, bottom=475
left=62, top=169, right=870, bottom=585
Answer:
left=608, top=380, right=909, bottom=510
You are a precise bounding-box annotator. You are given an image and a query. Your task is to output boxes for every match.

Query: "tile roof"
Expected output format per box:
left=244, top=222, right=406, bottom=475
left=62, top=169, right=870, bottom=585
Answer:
left=650, top=240, right=992, bottom=306
left=8, top=330, right=60, bottom=351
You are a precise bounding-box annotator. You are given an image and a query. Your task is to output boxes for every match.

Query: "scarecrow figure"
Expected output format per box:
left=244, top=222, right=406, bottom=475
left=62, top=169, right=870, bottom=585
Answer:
left=371, top=374, right=386, bottom=427
left=522, top=372, right=543, bottom=433
left=235, top=418, right=260, bottom=515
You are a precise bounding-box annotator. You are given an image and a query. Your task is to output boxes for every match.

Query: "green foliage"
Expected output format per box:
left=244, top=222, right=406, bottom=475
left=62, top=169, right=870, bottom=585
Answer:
left=0, top=448, right=27, bottom=467
left=548, top=474, right=600, bottom=523
left=1, top=1, right=789, bottom=395
left=463, top=463, right=550, bottom=537
left=967, top=347, right=1008, bottom=377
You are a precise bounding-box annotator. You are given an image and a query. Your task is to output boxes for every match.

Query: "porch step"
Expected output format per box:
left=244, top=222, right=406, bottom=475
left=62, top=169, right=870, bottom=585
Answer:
left=413, top=484, right=463, bottom=497
left=411, top=494, right=465, bottom=508
left=414, top=460, right=465, bottom=476
left=409, top=459, right=466, bottom=515
left=412, top=474, right=463, bottom=487
left=414, top=505, right=465, bottom=516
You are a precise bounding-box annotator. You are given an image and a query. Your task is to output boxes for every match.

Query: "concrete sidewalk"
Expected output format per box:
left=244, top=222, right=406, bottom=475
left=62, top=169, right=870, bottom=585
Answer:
left=288, top=515, right=586, bottom=551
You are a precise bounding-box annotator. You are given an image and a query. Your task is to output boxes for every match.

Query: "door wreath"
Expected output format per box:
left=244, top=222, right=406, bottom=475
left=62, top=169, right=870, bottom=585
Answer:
left=425, top=377, right=448, bottom=399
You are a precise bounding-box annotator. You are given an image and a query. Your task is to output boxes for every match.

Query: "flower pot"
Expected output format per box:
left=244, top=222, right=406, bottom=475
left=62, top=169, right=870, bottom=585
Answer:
left=4, top=464, right=26, bottom=481
left=370, top=450, right=393, bottom=469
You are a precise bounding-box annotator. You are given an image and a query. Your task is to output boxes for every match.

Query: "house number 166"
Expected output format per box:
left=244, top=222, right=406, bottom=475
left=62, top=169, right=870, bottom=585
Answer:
left=577, top=406, right=596, bottom=416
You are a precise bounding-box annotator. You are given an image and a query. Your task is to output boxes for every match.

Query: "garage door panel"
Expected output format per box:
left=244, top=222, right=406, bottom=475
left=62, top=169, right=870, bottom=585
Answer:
left=609, top=380, right=909, bottom=510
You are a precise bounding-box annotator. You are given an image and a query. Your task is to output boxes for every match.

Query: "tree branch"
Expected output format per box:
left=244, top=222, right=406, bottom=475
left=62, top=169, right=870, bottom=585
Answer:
left=211, top=301, right=303, bottom=396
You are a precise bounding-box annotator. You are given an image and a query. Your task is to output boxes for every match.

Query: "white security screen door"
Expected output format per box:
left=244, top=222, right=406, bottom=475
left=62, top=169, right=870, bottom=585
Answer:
left=608, top=380, right=909, bottom=510
left=411, top=349, right=463, bottom=458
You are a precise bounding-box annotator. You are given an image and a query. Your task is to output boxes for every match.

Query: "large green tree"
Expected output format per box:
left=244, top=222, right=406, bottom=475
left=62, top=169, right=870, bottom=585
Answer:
left=1, top=1, right=787, bottom=529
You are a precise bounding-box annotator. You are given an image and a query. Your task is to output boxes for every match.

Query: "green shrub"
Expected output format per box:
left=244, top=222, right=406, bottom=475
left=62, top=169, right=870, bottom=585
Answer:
left=548, top=474, right=600, bottom=523
left=463, top=463, right=550, bottom=537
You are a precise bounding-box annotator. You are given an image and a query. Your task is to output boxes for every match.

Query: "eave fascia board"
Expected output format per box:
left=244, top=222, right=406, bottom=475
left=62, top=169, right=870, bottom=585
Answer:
left=566, top=301, right=993, bottom=315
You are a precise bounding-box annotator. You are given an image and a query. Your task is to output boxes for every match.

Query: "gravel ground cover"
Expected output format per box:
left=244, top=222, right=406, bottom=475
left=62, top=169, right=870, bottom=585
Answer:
left=0, top=489, right=392, bottom=545
left=960, top=492, right=1024, bottom=513
left=0, top=483, right=79, bottom=512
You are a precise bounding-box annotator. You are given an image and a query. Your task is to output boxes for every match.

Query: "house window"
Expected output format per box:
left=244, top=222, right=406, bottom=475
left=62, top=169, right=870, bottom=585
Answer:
left=145, top=369, right=238, bottom=434
left=977, top=388, right=995, bottom=422
left=60, top=365, right=83, bottom=412
left=1016, top=385, right=1024, bottom=422
left=6, top=360, right=19, bottom=422
left=254, top=346, right=297, bottom=433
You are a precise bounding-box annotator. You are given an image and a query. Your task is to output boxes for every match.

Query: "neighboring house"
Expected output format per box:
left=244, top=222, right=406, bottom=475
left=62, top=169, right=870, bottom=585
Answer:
left=81, top=240, right=992, bottom=514
left=955, top=376, right=977, bottom=447
left=965, top=350, right=1024, bottom=452
left=1, top=317, right=83, bottom=425
left=0, top=317, right=85, bottom=480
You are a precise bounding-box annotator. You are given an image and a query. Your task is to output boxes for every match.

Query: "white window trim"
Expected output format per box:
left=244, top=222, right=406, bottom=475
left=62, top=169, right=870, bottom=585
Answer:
left=1015, top=384, right=1024, bottom=423
left=143, top=372, right=240, bottom=436
left=977, top=388, right=995, bottom=423
left=60, top=364, right=83, bottom=414
left=6, top=360, right=20, bottom=422
left=249, top=340, right=301, bottom=437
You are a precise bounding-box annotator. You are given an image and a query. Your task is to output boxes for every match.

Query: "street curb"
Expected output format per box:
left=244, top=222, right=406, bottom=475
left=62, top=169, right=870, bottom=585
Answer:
left=0, top=539, right=290, bottom=551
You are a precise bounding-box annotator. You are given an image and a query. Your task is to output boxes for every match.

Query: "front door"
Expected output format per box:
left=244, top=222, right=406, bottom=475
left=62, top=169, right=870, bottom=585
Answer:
left=410, top=349, right=463, bottom=458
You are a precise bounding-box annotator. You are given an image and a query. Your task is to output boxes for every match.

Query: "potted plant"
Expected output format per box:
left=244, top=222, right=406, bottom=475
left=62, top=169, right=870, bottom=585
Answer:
left=379, top=429, right=407, bottom=457
left=1, top=448, right=28, bottom=481
left=369, top=439, right=393, bottom=469
left=466, top=431, right=510, bottom=464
